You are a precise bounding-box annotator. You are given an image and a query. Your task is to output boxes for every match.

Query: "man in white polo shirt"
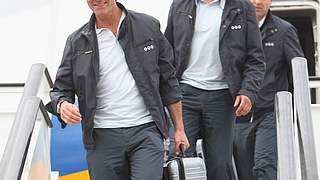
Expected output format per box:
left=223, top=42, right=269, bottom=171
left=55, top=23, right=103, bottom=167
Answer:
left=46, top=0, right=189, bottom=179
left=165, top=0, right=265, bottom=179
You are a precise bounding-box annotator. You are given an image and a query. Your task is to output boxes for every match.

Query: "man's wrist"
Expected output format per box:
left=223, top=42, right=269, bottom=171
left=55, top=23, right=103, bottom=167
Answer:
left=57, top=100, right=65, bottom=114
left=174, top=126, right=185, bottom=133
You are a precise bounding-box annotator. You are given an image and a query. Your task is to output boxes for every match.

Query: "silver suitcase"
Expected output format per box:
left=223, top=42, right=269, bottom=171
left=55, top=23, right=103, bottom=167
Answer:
left=165, top=145, right=207, bottom=180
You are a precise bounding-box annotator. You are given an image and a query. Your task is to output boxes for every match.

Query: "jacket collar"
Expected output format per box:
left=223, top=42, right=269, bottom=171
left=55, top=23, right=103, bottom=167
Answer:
left=260, top=10, right=278, bottom=40
left=195, top=0, right=226, bottom=9
left=221, top=0, right=242, bottom=22
left=219, top=0, right=243, bottom=41
left=187, top=0, right=242, bottom=41
left=80, top=2, right=129, bottom=82
left=81, top=2, right=128, bottom=41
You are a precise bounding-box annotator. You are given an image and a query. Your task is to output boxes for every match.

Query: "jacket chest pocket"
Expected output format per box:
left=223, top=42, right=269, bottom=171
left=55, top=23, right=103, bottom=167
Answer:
left=263, top=39, right=283, bottom=65
left=74, top=50, right=93, bottom=75
left=135, top=39, right=160, bottom=73
left=223, top=16, right=246, bottom=53
left=228, top=18, right=245, bottom=36
left=72, top=50, right=94, bottom=89
left=173, top=12, right=194, bottom=41
left=224, top=9, right=246, bottom=39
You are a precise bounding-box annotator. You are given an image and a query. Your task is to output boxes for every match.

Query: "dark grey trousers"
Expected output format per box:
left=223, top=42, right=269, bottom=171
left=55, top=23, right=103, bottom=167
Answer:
left=178, top=84, right=236, bottom=180
left=233, top=112, right=277, bottom=180
left=86, top=122, right=164, bottom=180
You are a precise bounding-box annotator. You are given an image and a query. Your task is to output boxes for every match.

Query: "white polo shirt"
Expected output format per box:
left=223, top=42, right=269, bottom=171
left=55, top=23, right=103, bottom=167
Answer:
left=259, top=15, right=267, bottom=28
left=93, top=12, right=153, bottom=128
left=181, top=0, right=229, bottom=90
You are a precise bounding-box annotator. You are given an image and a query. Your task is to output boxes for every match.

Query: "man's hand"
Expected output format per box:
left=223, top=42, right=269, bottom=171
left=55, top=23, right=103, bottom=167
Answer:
left=174, top=129, right=190, bottom=155
left=60, top=101, right=82, bottom=124
left=167, top=101, right=190, bottom=154
left=234, top=95, right=252, bottom=116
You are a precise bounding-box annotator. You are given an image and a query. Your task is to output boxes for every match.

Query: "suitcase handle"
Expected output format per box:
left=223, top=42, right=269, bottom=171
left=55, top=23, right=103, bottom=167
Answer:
left=179, top=144, right=185, bottom=157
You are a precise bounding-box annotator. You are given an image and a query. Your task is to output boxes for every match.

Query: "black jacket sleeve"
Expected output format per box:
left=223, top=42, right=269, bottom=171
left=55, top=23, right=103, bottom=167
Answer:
left=284, top=25, right=304, bottom=92
left=238, top=2, right=266, bottom=104
left=45, top=35, right=76, bottom=128
left=164, top=2, right=175, bottom=47
left=284, top=25, right=304, bottom=64
left=158, top=22, right=182, bottom=105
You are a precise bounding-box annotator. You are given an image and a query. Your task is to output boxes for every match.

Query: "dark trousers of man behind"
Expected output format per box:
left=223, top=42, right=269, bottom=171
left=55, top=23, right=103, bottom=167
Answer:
left=86, top=122, right=164, bottom=180
left=233, top=111, right=277, bottom=180
left=180, top=83, right=236, bottom=180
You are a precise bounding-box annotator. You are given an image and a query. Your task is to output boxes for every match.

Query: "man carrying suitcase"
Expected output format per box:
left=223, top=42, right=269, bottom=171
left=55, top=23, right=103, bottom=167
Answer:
left=233, top=0, right=304, bottom=179
left=165, top=0, right=265, bottom=179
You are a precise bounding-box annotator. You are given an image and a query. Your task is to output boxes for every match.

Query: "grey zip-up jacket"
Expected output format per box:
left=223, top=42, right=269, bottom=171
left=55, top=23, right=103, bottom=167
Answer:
left=46, top=3, right=182, bottom=150
left=165, top=0, right=266, bottom=104
left=255, top=11, right=304, bottom=111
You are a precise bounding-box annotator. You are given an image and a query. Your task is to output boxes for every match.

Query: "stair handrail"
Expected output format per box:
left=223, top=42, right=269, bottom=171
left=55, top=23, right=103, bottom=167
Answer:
left=0, top=97, right=51, bottom=179
left=0, top=63, right=53, bottom=179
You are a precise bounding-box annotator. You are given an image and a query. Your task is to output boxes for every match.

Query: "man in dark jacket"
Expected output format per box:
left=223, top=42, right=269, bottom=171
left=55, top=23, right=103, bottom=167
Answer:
left=233, top=0, right=304, bottom=179
left=45, top=0, right=189, bottom=179
left=165, top=0, right=265, bottom=179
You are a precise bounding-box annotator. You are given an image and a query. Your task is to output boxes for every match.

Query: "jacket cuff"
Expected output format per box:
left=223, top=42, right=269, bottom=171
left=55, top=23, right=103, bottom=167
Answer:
left=45, top=96, right=72, bottom=129
left=161, top=87, right=183, bottom=106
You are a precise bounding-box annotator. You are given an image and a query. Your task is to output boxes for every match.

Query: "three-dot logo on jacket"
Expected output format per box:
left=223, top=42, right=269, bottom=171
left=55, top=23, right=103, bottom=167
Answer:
left=265, top=42, right=275, bottom=47
left=231, top=25, right=242, bottom=30
left=144, top=45, right=154, bottom=52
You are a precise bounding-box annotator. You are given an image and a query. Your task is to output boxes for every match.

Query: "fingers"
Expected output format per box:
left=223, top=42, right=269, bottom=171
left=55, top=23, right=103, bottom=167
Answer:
left=233, top=96, right=241, bottom=108
left=60, top=102, right=81, bottom=124
left=175, top=141, right=190, bottom=154
left=235, top=98, right=246, bottom=116
left=235, top=95, right=252, bottom=116
left=175, top=142, right=190, bottom=155
left=174, top=131, right=190, bottom=155
left=184, top=139, right=190, bottom=150
left=175, top=142, right=180, bottom=155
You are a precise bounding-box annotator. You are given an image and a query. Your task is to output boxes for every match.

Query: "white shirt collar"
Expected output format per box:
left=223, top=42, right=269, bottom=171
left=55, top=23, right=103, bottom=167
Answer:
left=195, top=0, right=225, bottom=9
left=95, top=11, right=126, bottom=36
left=259, top=15, right=267, bottom=28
